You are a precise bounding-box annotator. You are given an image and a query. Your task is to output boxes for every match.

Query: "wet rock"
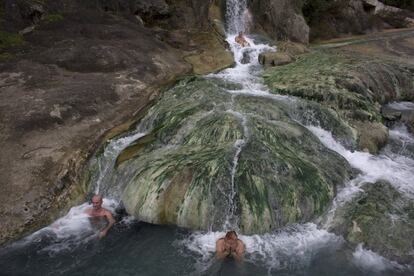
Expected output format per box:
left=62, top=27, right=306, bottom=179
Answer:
left=258, top=52, right=293, bottom=67
left=353, top=121, right=389, bottom=154
left=264, top=29, right=414, bottom=153
left=115, top=77, right=352, bottom=234
left=240, top=49, right=254, bottom=64
left=382, top=102, right=414, bottom=133
left=327, top=180, right=414, bottom=265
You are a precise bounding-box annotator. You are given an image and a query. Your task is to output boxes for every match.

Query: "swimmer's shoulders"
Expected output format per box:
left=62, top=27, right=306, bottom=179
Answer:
left=216, top=238, right=225, bottom=244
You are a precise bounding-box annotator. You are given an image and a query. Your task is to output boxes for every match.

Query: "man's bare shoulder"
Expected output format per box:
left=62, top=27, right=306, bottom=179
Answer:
left=102, top=208, right=113, bottom=215
left=216, top=238, right=225, bottom=245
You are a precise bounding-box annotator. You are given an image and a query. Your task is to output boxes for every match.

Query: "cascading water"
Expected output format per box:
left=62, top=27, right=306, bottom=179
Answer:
left=225, top=0, right=248, bottom=34
left=1, top=1, right=414, bottom=275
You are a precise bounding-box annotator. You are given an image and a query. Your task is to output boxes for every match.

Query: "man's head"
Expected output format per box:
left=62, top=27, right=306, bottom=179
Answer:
left=224, top=231, right=238, bottom=249
left=225, top=230, right=238, bottom=240
left=238, top=31, right=243, bottom=36
left=91, top=195, right=103, bottom=210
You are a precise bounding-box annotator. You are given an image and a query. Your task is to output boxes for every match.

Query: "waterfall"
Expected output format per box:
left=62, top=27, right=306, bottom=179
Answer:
left=225, top=0, right=248, bottom=34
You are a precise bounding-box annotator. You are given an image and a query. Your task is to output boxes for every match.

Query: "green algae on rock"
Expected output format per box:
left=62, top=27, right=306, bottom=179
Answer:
left=101, top=77, right=353, bottom=233
left=327, top=181, right=414, bottom=265
left=263, top=46, right=414, bottom=153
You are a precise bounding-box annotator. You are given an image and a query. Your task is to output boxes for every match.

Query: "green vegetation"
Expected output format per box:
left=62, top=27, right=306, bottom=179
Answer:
left=0, top=52, right=13, bottom=60
left=93, top=76, right=352, bottom=233
left=43, top=13, right=64, bottom=23
left=330, top=181, right=414, bottom=263
left=0, top=31, right=25, bottom=49
left=263, top=49, right=413, bottom=126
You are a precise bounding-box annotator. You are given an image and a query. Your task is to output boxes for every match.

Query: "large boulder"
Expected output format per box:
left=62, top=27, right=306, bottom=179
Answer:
left=95, top=77, right=353, bottom=234
left=327, top=180, right=414, bottom=265
left=258, top=52, right=293, bottom=67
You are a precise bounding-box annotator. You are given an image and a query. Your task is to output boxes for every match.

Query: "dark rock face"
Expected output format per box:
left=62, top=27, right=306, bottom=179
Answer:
left=303, top=0, right=414, bottom=42
left=245, top=0, right=414, bottom=44
left=248, top=0, right=310, bottom=44
left=0, top=0, right=233, bottom=245
left=303, top=0, right=383, bottom=42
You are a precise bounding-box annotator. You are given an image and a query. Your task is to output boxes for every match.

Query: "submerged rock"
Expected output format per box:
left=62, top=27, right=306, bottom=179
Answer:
left=108, top=77, right=353, bottom=234
left=327, top=180, right=414, bottom=265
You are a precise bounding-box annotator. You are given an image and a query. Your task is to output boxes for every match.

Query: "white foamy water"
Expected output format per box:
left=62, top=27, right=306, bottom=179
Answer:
left=386, top=101, right=414, bottom=110
left=8, top=199, right=118, bottom=254
left=93, top=132, right=147, bottom=195
left=211, top=35, right=276, bottom=98
left=389, top=124, right=414, bottom=149
left=308, top=126, right=414, bottom=197
left=352, top=244, right=411, bottom=272
left=180, top=223, right=343, bottom=274
left=225, top=0, right=248, bottom=34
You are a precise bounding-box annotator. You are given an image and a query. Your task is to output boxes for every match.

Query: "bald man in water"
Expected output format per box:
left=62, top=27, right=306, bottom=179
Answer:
left=216, top=231, right=245, bottom=261
left=85, top=195, right=115, bottom=238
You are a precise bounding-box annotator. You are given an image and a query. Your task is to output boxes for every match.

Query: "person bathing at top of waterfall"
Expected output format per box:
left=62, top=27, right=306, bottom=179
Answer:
left=85, top=194, right=115, bottom=238
left=216, top=230, right=245, bottom=261
left=235, top=32, right=250, bottom=47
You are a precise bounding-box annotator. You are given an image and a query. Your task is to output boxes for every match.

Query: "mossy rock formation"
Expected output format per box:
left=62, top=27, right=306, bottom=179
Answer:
left=328, top=180, right=414, bottom=265
left=263, top=29, right=414, bottom=153
left=98, top=77, right=353, bottom=234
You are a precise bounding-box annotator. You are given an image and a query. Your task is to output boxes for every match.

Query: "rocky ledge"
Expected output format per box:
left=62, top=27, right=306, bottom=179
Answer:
left=0, top=0, right=233, bottom=245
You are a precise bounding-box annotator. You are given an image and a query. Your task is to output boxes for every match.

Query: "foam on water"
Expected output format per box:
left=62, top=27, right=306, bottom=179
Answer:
left=352, top=244, right=411, bottom=272
left=209, top=35, right=276, bottom=97
left=6, top=198, right=119, bottom=254
left=92, top=132, right=147, bottom=195
left=389, top=125, right=414, bottom=143
left=386, top=101, right=414, bottom=110
left=308, top=125, right=414, bottom=197
left=180, top=223, right=343, bottom=274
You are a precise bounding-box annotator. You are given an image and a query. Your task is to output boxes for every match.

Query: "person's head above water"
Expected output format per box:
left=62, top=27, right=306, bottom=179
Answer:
left=91, top=194, right=103, bottom=210
left=216, top=230, right=245, bottom=260
left=225, top=230, right=238, bottom=240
